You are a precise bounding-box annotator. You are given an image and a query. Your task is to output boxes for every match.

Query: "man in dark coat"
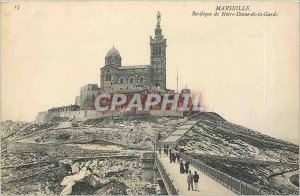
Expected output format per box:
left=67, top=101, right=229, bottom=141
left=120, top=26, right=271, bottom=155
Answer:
left=176, top=153, right=181, bottom=163
left=185, top=161, right=190, bottom=174
left=169, top=152, right=173, bottom=163
left=180, top=160, right=185, bottom=173
left=172, top=153, right=176, bottom=163
left=193, top=171, right=200, bottom=192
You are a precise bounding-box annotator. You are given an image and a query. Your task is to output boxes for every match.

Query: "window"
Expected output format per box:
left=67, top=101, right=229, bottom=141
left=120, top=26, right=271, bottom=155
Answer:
left=118, top=77, right=125, bottom=84
left=108, top=57, right=112, bottom=64
left=138, top=76, right=145, bottom=83
left=128, top=76, right=135, bottom=83
left=104, top=69, right=112, bottom=81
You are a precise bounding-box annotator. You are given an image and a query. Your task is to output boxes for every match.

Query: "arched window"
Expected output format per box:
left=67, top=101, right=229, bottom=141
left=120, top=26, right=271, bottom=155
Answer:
left=104, top=69, right=112, bottom=81
left=118, top=77, right=125, bottom=84
left=158, top=46, right=161, bottom=57
left=138, top=76, right=145, bottom=83
left=128, top=76, right=135, bottom=84
left=108, top=57, right=112, bottom=64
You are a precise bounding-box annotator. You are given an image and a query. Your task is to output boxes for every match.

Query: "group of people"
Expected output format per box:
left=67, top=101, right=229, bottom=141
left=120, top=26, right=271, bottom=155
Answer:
left=158, top=145, right=170, bottom=158
left=169, top=150, right=180, bottom=163
left=187, top=170, right=199, bottom=192
left=179, top=160, right=199, bottom=192
left=158, top=146, right=200, bottom=192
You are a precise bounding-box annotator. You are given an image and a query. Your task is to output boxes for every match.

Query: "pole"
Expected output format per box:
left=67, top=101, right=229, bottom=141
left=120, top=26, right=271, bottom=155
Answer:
left=154, top=132, right=157, bottom=154
left=176, top=65, right=178, bottom=93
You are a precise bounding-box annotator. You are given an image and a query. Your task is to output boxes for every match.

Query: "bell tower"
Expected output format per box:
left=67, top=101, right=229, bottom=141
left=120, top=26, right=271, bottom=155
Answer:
left=150, top=11, right=167, bottom=91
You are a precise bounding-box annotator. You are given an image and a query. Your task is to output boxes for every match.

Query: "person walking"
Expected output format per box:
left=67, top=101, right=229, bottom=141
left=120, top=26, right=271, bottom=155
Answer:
left=176, top=153, right=181, bottom=163
left=169, top=152, right=173, bottom=163
left=193, top=171, right=199, bottom=192
left=187, top=170, right=194, bottom=191
left=180, top=160, right=185, bottom=174
left=184, top=161, right=190, bottom=174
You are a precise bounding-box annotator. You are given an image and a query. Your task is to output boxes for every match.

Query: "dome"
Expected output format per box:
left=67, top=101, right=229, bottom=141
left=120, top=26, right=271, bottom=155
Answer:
left=106, top=46, right=121, bottom=57
left=105, top=46, right=122, bottom=67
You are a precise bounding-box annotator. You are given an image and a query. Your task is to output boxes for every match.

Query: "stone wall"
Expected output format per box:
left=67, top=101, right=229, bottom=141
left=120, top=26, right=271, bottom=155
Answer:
left=100, top=66, right=152, bottom=90
left=35, top=111, right=59, bottom=123
left=35, top=109, right=184, bottom=123
left=59, top=110, right=87, bottom=119
left=77, top=88, right=101, bottom=110
left=149, top=110, right=183, bottom=117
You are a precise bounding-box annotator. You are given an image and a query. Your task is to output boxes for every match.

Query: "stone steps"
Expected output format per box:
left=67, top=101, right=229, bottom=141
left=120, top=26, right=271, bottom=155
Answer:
left=159, top=120, right=198, bottom=145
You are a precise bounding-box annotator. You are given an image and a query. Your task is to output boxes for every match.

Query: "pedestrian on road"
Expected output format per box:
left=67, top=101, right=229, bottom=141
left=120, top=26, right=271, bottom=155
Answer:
left=173, top=154, right=176, bottom=163
left=169, top=152, right=173, bottom=163
left=185, top=161, right=190, bottom=174
left=193, top=171, right=199, bottom=192
left=176, top=153, right=180, bottom=163
left=180, top=160, right=185, bottom=173
left=187, top=170, right=194, bottom=191
left=158, top=147, right=161, bottom=157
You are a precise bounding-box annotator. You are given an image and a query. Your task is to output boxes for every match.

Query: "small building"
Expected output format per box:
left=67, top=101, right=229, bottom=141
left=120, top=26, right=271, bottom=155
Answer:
left=48, top=105, right=80, bottom=113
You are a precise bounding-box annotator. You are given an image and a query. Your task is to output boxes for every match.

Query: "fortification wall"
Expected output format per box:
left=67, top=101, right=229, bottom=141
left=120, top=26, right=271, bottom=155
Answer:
left=35, top=111, right=47, bottom=123
left=59, top=110, right=87, bottom=119
left=77, top=89, right=101, bottom=110
left=150, top=110, right=183, bottom=117
left=34, top=111, right=59, bottom=123
left=35, top=109, right=184, bottom=123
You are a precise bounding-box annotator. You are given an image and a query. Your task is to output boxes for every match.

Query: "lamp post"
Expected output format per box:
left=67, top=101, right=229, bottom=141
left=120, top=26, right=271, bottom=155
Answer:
left=153, top=132, right=158, bottom=154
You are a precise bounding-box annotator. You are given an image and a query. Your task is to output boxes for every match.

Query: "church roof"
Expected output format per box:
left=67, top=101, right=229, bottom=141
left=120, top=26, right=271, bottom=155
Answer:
left=118, top=65, right=150, bottom=69
left=106, top=46, right=121, bottom=57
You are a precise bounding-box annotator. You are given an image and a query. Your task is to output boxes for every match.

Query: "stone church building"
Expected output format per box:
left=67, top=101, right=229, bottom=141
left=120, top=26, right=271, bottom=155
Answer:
left=75, top=12, right=172, bottom=110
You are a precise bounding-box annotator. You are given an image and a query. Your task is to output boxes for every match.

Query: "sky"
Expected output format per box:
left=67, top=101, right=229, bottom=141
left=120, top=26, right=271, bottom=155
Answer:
left=1, top=1, right=299, bottom=144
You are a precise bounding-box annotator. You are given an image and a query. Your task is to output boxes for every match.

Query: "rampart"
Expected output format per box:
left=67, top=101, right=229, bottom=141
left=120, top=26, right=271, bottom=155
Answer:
left=35, top=109, right=184, bottom=123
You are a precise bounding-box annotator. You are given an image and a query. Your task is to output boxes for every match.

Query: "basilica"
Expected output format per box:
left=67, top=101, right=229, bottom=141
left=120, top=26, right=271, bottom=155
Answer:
left=75, top=11, right=172, bottom=110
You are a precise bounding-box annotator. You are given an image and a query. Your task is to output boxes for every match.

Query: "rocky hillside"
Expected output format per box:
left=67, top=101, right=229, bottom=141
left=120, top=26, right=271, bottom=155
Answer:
left=1, top=113, right=298, bottom=195
left=178, top=112, right=299, bottom=194
left=0, top=116, right=181, bottom=195
left=32, top=116, right=183, bottom=150
left=180, top=112, right=298, bottom=161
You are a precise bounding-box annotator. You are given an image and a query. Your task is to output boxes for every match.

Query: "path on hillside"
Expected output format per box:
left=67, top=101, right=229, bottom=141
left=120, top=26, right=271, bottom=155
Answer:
left=157, top=153, right=235, bottom=195
left=160, top=120, right=198, bottom=145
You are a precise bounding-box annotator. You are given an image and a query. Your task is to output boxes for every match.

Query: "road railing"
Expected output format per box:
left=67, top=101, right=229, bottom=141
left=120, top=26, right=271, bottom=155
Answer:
left=155, top=153, right=179, bottom=195
left=179, top=153, right=269, bottom=195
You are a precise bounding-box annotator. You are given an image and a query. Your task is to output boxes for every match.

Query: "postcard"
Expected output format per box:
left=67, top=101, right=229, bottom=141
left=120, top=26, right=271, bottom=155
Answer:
left=1, top=1, right=299, bottom=195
